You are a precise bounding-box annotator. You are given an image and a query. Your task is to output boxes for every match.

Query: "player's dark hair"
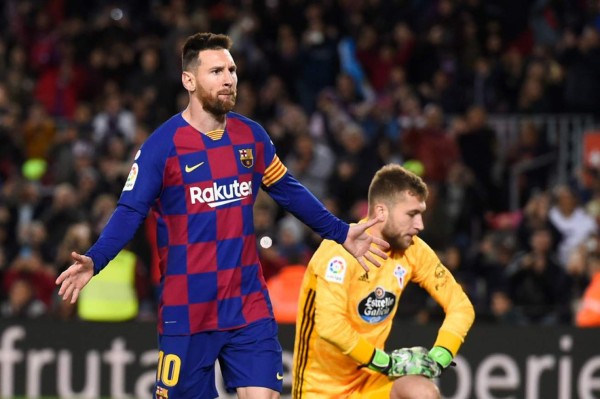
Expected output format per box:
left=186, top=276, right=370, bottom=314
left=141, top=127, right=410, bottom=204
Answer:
left=182, top=32, right=233, bottom=71
left=368, top=164, right=428, bottom=209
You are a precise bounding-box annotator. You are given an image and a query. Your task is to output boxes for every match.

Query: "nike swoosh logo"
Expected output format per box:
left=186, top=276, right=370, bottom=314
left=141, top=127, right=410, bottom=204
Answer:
left=185, top=161, right=205, bottom=173
left=276, top=373, right=283, bottom=381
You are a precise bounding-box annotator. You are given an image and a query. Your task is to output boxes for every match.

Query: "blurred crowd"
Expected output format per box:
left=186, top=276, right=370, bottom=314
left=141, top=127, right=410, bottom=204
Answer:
left=2, top=0, right=600, bottom=326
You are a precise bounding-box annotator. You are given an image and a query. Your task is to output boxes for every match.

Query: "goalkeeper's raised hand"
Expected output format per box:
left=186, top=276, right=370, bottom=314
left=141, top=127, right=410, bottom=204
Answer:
left=364, top=346, right=442, bottom=379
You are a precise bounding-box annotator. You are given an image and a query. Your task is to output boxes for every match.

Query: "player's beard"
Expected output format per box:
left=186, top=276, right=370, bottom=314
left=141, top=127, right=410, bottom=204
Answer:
left=196, top=86, right=237, bottom=116
left=381, top=222, right=413, bottom=251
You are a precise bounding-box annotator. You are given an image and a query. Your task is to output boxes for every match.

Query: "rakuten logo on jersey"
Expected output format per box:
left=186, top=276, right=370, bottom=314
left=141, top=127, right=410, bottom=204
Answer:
left=189, top=180, right=252, bottom=208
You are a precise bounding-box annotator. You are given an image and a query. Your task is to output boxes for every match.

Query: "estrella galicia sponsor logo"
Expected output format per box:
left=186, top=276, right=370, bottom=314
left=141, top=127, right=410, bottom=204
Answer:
left=357, top=286, right=396, bottom=323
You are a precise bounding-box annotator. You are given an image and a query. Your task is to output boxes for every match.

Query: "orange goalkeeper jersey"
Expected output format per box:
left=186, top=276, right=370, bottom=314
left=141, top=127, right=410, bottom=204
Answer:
left=292, top=235, right=475, bottom=399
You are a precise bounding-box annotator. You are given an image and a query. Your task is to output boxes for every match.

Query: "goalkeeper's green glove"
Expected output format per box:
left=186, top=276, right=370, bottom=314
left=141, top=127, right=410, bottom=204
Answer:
left=428, top=346, right=455, bottom=370
left=364, top=346, right=442, bottom=379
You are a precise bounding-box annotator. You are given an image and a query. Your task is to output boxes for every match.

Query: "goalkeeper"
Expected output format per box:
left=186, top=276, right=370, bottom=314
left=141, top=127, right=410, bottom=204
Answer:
left=291, top=164, right=475, bottom=399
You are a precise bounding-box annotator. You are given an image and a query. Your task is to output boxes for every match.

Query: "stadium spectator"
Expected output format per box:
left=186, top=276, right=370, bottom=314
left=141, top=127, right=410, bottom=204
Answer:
left=336, top=123, right=381, bottom=186
left=456, top=105, right=500, bottom=210
left=400, top=103, right=459, bottom=183
left=419, top=68, right=466, bottom=113
left=285, top=133, right=335, bottom=200
left=332, top=72, right=376, bottom=130
left=276, top=216, right=313, bottom=266
left=328, top=155, right=366, bottom=222
left=55, top=222, right=93, bottom=272
left=47, top=122, right=83, bottom=185
left=438, top=161, right=486, bottom=250
left=9, top=181, right=46, bottom=256
left=576, top=252, right=600, bottom=327
left=77, top=246, right=150, bottom=322
left=463, top=231, right=514, bottom=317
left=269, top=102, right=311, bottom=160
left=18, top=220, right=54, bottom=265
left=92, top=92, right=136, bottom=147
left=566, top=245, right=592, bottom=305
left=268, top=25, right=301, bottom=104
left=296, top=4, right=338, bottom=114
left=507, top=226, right=572, bottom=324
left=505, top=121, right=555, bottom=207
left=515, top=191, right=561, bottom=253
left=487, top=289, right=526, bottom=324
left=3, top=251, right=55, bottom=309
left=96, top=134, right=132, bottom=196
left=292, top=164, right=474, bottom=399
left=467, top=56, right=500, bottom=112
left=1, top=275, right=47, bottom=319
left=21, top=101, right=57, bottom=160
left=34, top=56, right=85, bottom=120
left=549, top=184, right=598, bottom=267
left=557, top=25, right=600, bottom=115
left=516, top=76, right=552, bottom=114
left=125, top=46, right=171, bottom=126
left=40, top=183, right=85, bottom=255
left=0, top=201, right=18, bottom=265
left=496, top=47, right=526, bottom=112
left=419, top=183, right=453, bottom=250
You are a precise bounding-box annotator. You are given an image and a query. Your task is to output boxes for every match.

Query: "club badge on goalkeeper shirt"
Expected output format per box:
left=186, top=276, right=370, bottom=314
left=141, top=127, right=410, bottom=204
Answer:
left=394, top=264, right=407, bottom=289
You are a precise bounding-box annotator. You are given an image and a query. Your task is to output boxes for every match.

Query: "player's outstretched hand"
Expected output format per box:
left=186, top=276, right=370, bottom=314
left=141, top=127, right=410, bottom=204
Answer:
left=55, top=252, right=94, bottom=304
left=343, top=217, right=389, bottom=272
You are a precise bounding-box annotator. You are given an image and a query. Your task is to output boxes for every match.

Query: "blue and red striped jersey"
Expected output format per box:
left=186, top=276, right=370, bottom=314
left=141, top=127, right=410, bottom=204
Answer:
left=87, top=111, right=349, bottom=335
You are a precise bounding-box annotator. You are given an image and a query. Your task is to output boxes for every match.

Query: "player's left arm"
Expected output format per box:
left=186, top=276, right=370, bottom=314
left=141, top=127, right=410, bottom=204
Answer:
left=264, top=162, right=348, bottom=243
left=262, top=154, right=388, bottom=269
left=411, top=239, right=475, bottom=368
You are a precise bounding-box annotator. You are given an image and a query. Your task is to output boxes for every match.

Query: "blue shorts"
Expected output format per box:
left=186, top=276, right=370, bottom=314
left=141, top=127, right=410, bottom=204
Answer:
left=154, top=318, right=283, bottom=399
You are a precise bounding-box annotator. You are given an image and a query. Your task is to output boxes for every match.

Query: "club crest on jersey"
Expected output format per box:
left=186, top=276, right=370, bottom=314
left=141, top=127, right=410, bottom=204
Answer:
left=156, top=386, right=169, bottom=398
left=239, top=148, right=254, bottom=168
left=394, top=264, right=407, bottom=289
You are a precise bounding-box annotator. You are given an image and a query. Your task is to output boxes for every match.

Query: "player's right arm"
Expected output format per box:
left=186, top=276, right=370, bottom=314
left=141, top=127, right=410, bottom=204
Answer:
left=56, top=132, right=168, bottom=303
left=85, top=133, right=167, bottom=274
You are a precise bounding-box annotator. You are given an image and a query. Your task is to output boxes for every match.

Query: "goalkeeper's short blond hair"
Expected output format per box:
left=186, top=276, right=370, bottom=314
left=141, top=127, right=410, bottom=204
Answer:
left=367, top=164, right=428, bottom=214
